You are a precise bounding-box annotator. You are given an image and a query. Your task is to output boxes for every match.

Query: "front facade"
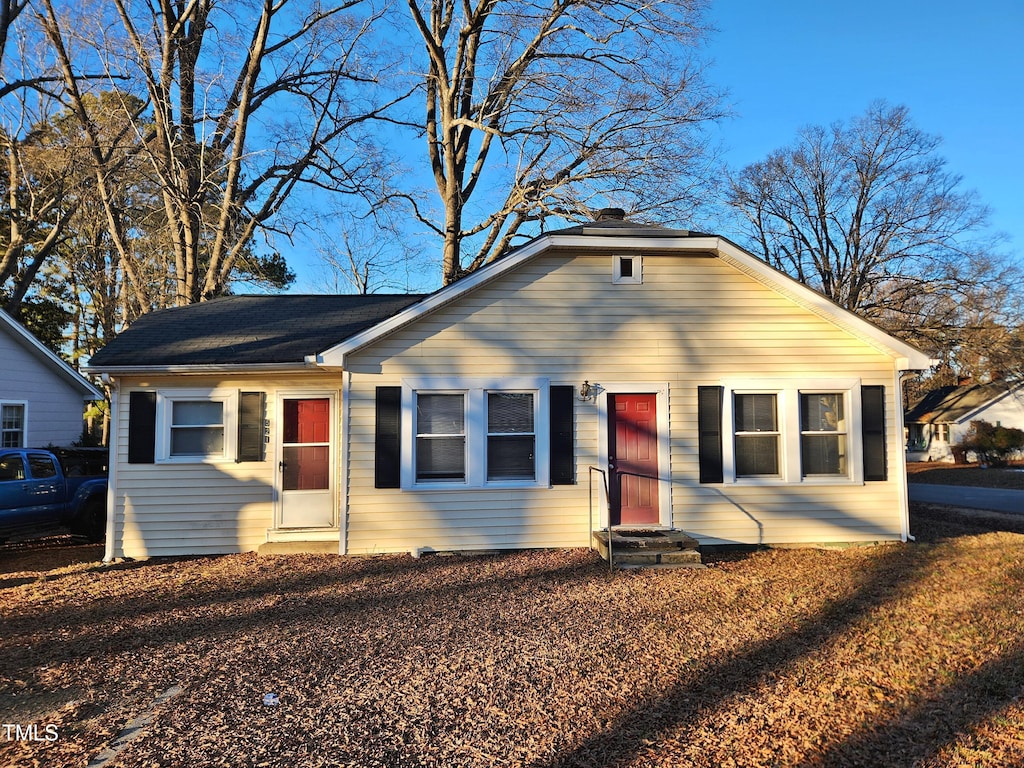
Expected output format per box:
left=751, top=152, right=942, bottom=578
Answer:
left=0, top=309, right=102, bottom=448
left=89, top=220, right=930, bottom=560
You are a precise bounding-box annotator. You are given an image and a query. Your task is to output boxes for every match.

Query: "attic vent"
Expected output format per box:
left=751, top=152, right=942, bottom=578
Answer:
left=612, top=253, right=642, bottom=285
left=595, top=207, right=626, bottom=221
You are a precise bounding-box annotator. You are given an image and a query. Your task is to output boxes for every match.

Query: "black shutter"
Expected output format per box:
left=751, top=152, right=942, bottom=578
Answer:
left=238, top=392, right=266, bottom=462
left=549, top=385, right=575, bottom=485
left=698, top=386, right=724, bottom=483
left=127, top=391, right=157, bottom=464
left=375, top=386, right=402, bottom=488
left=862, top=385, right=887, bottom=481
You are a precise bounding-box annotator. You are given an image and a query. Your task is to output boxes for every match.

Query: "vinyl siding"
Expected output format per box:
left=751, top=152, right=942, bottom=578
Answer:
left=0, top=330, right=90, bottom=446
left=345, top=250, right=908, bottom=553
left=111, top=373, right=340, bottom=558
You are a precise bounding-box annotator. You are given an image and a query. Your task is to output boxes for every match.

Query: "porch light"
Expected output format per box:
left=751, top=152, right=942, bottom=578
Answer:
left=579, top=381, right=594, bottom=401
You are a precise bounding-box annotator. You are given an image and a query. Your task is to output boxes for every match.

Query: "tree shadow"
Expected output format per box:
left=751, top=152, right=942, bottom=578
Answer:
left=537, top=540, right=952, bottom=768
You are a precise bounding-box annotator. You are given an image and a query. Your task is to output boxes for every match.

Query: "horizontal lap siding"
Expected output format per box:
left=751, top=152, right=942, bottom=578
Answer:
left=112, top=374, right=337, bottom=558
left=346, top=252, right=908, bottom=551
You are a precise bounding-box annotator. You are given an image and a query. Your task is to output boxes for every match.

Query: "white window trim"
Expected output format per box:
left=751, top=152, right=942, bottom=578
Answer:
left=612, top=253, right=642, bottom=284
left=401, top=377, right=550, bottom=489
left=0, top=400, right=28, bottom=448
left=722, top=379, right=863, bottom=485
left=156, top=389, right=238, bottom=464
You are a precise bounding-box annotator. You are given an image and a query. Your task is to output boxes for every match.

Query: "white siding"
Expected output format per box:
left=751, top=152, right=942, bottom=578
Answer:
left=345, top=251, right=908, bottom=553
left=111, top=374, right=341, bottom=558
left=0, top=329, right=89, bottom=446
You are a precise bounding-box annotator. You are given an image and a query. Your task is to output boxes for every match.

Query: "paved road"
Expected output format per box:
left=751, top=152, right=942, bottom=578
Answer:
left=908, top=483, right=1024, bottom=515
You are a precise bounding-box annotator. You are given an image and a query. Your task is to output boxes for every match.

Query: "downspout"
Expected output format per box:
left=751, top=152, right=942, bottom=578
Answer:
left=896, top=370, right=920, bottom=543
left=101, top=374, right=118, bottom=562
left=339, top=369, right=351, bottom=556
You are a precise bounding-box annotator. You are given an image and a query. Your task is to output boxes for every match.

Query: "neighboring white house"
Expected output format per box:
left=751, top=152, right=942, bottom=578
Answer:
left=905, top=380, right=1024, bottom=462
left=0, top=309, right=103, bottom=448
left=87, top=212, right=932, bottom=560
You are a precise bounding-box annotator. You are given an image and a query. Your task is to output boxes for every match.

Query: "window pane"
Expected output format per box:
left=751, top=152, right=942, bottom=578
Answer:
left=172, top=401, right=223, bottom=426
left=802, top=435, right=846, bottom=475
left=171, top=427, right=224, bottom=456
left=2, top=404, right=24, bottom=430
left=488, top=393, right=534, bottom=433
left=800, top=394, right=844, bottom=432
left=417, top=394, right=464, bottom=434
left=416, top=436, right=465, bottom=480
left=488, top=435, right=535, bottom=480
left=282, top=445, right=330, bottom=490
left=736, top=435, right=779, bottom=476
left=0, top=454, right=25, bottom=481
left=28, top=454, right=58, bottom=479
left=735, top=394, right=777, bottom=432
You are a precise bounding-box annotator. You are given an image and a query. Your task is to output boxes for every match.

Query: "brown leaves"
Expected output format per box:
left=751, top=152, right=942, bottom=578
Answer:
left=1, top=514, right=1023, bottom=767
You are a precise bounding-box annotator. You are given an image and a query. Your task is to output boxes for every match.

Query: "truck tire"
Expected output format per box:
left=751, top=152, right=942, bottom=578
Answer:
left=74, top=498, right=106, bottom=543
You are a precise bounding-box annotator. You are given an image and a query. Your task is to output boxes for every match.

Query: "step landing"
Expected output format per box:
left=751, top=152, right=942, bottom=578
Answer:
left=592, top=529, right=705, bottom=569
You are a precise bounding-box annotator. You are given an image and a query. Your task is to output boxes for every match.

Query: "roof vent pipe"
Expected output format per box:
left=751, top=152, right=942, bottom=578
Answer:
left=595, top=207, right=626, bottom=222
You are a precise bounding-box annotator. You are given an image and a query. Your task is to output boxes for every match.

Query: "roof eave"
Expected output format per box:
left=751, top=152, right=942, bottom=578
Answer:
left=1, top=310, right=104, bottom=399
left=84, top=362, right=318, bottom=377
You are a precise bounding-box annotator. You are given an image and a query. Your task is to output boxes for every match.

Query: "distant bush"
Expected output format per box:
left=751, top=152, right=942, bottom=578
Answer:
left=957, top=420, right=1024, bottom=467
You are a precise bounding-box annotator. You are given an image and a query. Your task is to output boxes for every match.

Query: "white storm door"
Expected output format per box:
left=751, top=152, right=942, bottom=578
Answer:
left=278, top=396, right=335, bottom=528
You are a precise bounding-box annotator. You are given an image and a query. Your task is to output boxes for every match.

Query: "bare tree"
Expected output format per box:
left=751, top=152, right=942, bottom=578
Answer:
left=727, top=102, right=1020, bottom=364
left=39, top=0, right=405, bottom=307
left=402, top=0, right=724, bottom=285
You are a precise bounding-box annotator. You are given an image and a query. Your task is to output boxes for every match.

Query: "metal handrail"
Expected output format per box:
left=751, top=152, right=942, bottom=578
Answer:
left=588, top=466, right=612, bottom=571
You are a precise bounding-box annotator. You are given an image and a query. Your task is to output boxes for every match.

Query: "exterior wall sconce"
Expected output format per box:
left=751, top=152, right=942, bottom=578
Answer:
left=579, top=380, right=595, bottom=401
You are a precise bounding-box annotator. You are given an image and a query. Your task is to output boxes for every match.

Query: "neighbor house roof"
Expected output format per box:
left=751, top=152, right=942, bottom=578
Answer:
left=0, top=309, right=103, bottom=399
left=905, top=380, right=1020, bottom=424
left=86, top=294, right=425, bottom=370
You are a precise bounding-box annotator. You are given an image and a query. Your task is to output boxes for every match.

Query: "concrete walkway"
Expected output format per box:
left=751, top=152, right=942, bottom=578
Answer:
left=908, top=483, right=1024, bottom=515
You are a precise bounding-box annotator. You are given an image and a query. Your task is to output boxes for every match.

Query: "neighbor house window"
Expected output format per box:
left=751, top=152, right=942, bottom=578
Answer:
left=935, top=424, right=950, bottom=443
left=1, top=403, right=25, bottom=448
left=404, top=378, right=549, bottom=488
left=415, top=393, right=466, bottom=482
left=734, top=393, right=780, bottom=477
left=487, top=392, right=535, bottom=480
left=800, top=393, right=847, bottom=476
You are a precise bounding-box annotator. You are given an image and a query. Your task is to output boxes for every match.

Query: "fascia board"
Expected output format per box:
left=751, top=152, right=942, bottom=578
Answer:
left=83, top=362, right=315, bottom=377
left=1, top=310, right=104, bottom=399
left=713, top=238, right=933, bottom=370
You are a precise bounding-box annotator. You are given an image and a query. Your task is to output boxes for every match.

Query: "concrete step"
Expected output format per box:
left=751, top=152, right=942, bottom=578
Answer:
left=592, top=530, right=705, bottom=569
left=613, top=549, right=705, bottom=567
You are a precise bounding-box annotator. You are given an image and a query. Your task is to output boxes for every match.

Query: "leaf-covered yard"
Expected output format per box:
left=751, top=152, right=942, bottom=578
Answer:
left=2, top=505, right=1023, bottom=768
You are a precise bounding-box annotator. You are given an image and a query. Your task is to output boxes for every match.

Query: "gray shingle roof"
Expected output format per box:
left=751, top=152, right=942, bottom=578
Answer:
left=905, top=380, right=1017, bottom=424
left=87, top=294, right=425, bottom=368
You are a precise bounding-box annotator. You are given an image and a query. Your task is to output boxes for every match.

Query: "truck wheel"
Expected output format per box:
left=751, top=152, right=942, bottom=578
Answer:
left=74, top=499, right=106, bottom=543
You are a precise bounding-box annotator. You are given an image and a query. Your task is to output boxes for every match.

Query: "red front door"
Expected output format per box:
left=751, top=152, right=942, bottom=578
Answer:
left=609, top=394, right=660, bottom=526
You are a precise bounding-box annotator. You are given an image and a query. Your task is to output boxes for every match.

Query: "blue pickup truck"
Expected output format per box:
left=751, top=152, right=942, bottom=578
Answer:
left=0, top=448, right=107, bottom=543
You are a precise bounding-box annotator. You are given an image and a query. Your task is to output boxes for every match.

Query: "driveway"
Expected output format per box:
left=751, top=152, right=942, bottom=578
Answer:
left=908, top=483, right=1024, bottom=515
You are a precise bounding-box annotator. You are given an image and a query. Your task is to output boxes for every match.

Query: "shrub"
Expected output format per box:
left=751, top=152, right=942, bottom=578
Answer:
left=957, top=419, right=1024, bottom=466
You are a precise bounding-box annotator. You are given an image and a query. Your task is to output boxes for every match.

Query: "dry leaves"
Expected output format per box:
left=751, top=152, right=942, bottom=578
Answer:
left=1, top=506, right=1022, bottom=767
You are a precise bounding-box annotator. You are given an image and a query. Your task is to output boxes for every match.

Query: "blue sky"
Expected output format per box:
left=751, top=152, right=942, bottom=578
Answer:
left=706, top=0, right=1023, bottom=257
left=291, top=0, right=1023, bottom=292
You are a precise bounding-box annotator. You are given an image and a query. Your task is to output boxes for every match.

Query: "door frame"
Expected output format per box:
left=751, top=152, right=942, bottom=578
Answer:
left=596, top=382, right=672, bottom=529
left=274, top=390, right=339, bottom=531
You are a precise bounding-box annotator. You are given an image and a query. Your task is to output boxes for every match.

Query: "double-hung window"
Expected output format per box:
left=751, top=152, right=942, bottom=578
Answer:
left=415, top=393, right=467, bottom=482
left=734, top=393, right=780, bottom=477
left=723, top=380, right=862, bottom=484
left=800, top=393, right=847, bottom=476
left=157, top=390, right=237, bottom=462
left=1, top=403, right=26, bottom=448
left=405, top=379, right=548, bottom=488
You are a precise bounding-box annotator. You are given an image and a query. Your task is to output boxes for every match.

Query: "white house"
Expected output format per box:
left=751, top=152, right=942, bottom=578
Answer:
left=87, top=212, right=932, bottom=560
left=905, top=380, right=1024, bottom=462
left=0, top=309, right=103, bottom=448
